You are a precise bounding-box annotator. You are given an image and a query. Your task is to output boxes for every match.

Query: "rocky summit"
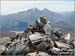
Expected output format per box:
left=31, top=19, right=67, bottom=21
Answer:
left=0, top=16, right=74, bottom=56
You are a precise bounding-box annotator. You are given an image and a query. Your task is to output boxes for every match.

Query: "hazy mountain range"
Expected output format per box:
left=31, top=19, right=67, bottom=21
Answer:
left=0, top=8, right=75, bottom=29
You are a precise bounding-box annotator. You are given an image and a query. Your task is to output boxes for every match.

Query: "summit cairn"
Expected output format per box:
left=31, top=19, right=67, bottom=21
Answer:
left=0, top=16, right=74, bottom=55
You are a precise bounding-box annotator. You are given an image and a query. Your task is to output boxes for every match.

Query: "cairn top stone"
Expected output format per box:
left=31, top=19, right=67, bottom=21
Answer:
left=40, top=16, right=47, bottom=24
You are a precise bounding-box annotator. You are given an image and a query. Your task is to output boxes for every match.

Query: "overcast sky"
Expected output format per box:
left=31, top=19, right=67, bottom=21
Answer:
left=1, top=1, right=74, bottom=15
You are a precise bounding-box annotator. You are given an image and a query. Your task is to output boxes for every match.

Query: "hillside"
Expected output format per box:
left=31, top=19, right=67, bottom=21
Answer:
left=56, top=11, right=75, bottom=25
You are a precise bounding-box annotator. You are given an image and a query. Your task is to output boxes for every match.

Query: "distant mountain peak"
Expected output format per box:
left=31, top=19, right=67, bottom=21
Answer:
left=33, top=7, right=39, bottom=10
left=27, top=8, right=40, bottom=13
left=42, top=8, right=50, bottom=12
left=43, top=8, right=49, bottom=10
left=26, top=8, right=41, bottom=15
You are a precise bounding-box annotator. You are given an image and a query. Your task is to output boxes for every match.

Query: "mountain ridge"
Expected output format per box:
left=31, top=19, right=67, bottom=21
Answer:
left=0, top=8, right=75, bottom=29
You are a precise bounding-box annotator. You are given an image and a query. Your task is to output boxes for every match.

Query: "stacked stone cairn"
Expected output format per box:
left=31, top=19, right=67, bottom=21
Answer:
left=0, top=16, right=74, bottom=56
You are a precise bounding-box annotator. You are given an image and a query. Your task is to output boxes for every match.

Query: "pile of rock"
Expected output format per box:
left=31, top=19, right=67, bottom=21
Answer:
left=0, top=16, right=74, bottom=55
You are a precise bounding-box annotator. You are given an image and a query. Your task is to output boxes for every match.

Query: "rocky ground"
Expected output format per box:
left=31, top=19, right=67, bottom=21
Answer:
left=0, top=16, right=75, bottom=56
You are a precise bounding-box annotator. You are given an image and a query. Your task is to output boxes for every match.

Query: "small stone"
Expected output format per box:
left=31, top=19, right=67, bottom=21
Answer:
left=37, top=52, right=49, bottom=56
left=26, top=52, right=37, bottom=56
left=0, top=45, right=6, bottom=54
left=36, top=19, right=45, bottom=27
left=51, top=47, right=61, bottom=54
